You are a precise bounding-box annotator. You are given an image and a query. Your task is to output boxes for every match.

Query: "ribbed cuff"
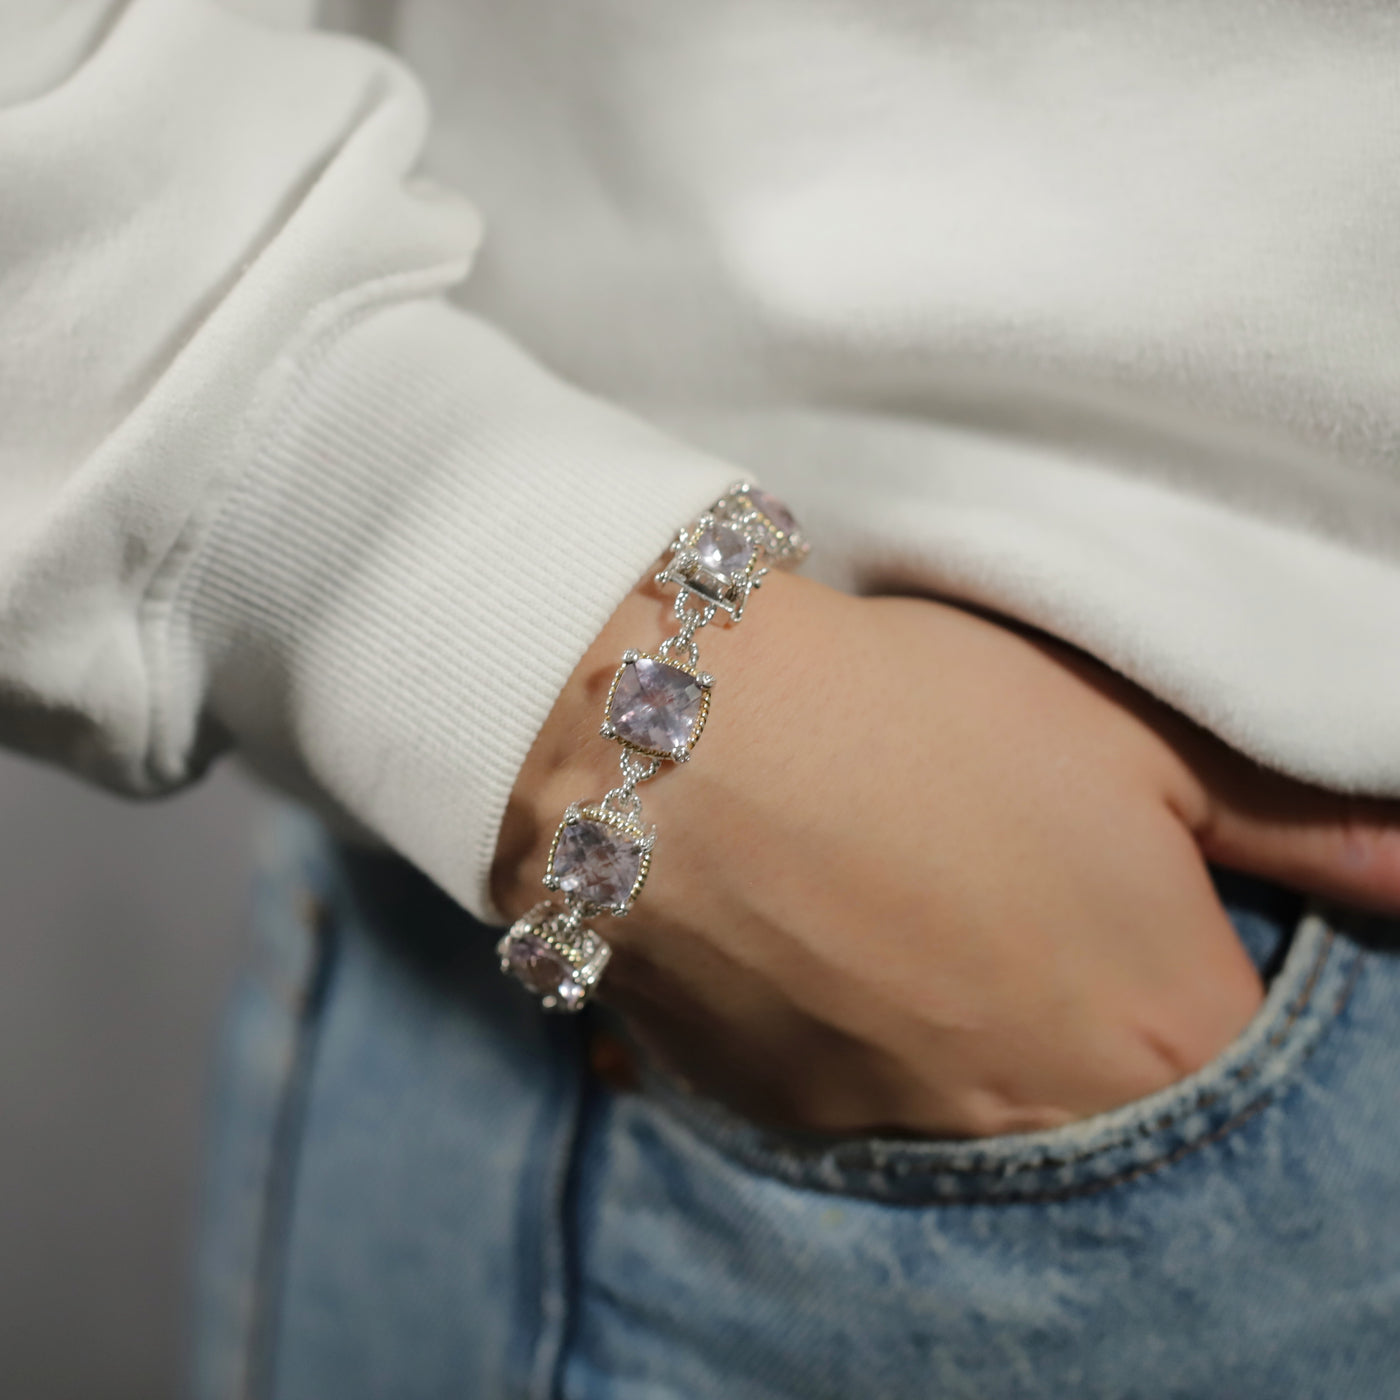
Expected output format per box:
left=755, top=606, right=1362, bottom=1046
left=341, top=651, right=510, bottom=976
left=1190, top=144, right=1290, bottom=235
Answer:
left=176, top=299, right=737, bottom=922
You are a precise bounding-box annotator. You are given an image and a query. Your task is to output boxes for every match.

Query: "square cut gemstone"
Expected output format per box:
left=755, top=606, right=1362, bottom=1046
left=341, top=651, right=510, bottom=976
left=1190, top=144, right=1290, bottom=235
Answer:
left=745, top=487, right=798, bottom=536
left=609, top=656, right=706, bottom=754
left=693, top=522, right=754, bottom=583
left=552, top=817, right=645, bottom=907
left=505, top=932, right=584, bottom=1008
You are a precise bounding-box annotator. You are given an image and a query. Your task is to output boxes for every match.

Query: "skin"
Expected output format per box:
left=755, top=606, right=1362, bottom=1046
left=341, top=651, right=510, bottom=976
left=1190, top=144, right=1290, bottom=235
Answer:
left=493, top=570, right=1400, bottom=1138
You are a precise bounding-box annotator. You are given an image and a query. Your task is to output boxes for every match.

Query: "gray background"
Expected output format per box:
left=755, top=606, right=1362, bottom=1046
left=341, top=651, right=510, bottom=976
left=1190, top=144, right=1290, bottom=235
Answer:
left=0, top=753, right=263, bottom=1400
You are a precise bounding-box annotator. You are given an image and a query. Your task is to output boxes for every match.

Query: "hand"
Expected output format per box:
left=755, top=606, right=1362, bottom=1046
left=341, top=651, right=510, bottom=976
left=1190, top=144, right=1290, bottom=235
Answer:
left=493, top=572, right=1400, bottom=1138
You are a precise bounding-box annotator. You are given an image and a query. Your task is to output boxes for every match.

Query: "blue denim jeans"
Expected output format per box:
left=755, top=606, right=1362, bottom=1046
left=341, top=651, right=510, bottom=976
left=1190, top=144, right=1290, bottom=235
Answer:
left=193, top=806, right=1400, bottom=1399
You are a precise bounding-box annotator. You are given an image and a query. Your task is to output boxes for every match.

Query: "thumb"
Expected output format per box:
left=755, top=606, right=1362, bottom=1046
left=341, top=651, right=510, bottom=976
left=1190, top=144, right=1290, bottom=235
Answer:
left=1188, top=749, right=1400, bottom=915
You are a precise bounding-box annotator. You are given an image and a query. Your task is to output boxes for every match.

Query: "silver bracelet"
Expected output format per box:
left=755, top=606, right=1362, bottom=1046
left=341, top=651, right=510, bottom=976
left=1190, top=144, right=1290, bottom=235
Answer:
left=497, top=482, right=810, bottom=1010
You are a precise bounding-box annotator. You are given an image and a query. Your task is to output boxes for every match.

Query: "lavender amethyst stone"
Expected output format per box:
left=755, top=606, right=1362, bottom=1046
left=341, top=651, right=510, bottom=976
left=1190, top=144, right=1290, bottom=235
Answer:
left=746, top=487, right=798, bottom=535
left=505, top=932, right=584, bottom=1008
left=693, top=522, right=754, bottom=583
left=609, top=657, right=706, bottom=755
left=552, top=818, right=645, bottom=906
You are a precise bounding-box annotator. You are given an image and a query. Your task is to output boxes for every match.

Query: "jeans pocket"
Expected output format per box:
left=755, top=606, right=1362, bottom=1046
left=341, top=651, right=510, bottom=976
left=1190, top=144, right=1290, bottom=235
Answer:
left=636, top=891, right=1366, bottom=1206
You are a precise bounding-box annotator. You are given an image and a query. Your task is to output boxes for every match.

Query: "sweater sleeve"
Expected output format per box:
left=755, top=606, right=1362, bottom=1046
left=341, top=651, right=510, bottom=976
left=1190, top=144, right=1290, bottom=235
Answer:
left=0, top=0, right=736, bottom=921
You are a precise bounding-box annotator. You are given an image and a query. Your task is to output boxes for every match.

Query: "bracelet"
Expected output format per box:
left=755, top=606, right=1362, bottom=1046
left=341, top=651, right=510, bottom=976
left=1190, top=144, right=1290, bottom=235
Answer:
left=497, top=482, right=810, bottom=1010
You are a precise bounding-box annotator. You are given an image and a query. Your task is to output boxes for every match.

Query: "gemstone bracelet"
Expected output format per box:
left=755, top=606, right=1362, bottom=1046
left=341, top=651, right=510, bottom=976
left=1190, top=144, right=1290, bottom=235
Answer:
left=497, top=482, right=810, bottom=1010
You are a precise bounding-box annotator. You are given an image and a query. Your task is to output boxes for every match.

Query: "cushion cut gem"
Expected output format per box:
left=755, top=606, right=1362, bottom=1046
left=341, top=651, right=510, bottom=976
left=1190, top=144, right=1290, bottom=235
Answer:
left=609, top=657, right=705, bottom=754
left=693, top=522, right=754, bottom=583
left=505, top=932, right=584, bottom=1007
left=746, top=487, right=798, bottom=536
left=552, top=818, right=645, bottom=907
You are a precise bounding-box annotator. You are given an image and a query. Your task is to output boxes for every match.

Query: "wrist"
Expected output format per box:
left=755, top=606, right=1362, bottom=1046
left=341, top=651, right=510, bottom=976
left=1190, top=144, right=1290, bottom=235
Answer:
left=490, top=565, right=839, bottom=928
left=490, top=576, right=669, bottom=922
left=491, top=480, right=817, bottom=1010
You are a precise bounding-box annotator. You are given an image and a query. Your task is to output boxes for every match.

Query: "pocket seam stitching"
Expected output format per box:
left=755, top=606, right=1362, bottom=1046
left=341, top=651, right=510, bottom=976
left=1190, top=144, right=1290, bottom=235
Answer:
left=913, top=944, right=1368, bottom=1206
left=646, top=914, right=1365, bottom=1204
left=976, top=925, right=1339, bottom=1177
left=683, top=924, right=1336, bottom=1177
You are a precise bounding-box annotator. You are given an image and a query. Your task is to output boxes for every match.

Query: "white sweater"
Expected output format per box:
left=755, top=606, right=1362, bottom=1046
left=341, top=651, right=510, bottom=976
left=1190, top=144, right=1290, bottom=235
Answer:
left=4, top=0, right=1399, bottom=923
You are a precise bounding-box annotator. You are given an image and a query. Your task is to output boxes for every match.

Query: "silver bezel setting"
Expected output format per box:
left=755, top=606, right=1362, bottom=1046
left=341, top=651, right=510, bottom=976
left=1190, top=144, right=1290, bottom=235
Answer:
left=543, top=804, right=655, bottom=916
left=655, top=510, right=768, bottom=623
left=601, top=650, right=713, bottom=763
left=722, top=480, right=810, bottom=569
left=496, top=902, right=612, bottom=1011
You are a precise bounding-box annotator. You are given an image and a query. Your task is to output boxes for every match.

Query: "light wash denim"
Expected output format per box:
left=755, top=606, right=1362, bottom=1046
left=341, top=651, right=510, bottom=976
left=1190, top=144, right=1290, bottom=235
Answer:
left=193, top=806, right=1400, bottom=1399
